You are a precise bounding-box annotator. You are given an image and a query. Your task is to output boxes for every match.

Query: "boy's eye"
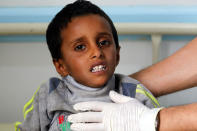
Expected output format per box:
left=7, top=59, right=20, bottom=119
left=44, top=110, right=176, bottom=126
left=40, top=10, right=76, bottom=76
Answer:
left=74, top=44, right=86, bottom=51
left=98, top=40, right=110, bottom=47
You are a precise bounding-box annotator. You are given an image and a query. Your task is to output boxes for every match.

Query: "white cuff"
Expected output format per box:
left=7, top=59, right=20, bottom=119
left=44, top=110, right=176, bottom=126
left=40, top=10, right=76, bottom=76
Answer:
left=139, top=108, right=163, bottom=131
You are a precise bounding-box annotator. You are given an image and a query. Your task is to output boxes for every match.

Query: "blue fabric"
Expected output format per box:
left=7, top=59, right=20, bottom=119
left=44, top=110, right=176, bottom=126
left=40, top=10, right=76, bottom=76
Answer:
left=122, top=83, right=137, bottom=98
left=49, top=77, right=61, bottom=94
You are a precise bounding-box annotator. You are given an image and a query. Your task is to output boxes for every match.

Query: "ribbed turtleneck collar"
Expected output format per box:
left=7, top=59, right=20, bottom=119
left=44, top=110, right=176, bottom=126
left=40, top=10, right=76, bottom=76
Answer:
left=63, top=75, right=115, bottom=91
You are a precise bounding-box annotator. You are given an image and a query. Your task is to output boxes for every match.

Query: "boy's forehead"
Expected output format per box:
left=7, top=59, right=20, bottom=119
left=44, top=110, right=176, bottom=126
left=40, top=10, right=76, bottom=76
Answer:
left=66, top=14, right=109, bottom=28
left=61, top=14, right=113, bottom=38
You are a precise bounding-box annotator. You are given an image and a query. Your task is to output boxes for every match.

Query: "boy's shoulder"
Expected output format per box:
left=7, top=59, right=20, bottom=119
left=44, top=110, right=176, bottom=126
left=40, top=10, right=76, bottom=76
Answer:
left=38, top=77, right=64, bottom=95
left=114, top=73, right=160, bottom=108
left=114, top=73, right=141, bottom=97
left=114, top=73, right=140, bottom=85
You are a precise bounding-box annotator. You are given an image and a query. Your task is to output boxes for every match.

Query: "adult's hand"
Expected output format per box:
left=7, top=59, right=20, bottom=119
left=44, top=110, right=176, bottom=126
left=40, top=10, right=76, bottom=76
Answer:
left=68, top=91, right=162, bottom=131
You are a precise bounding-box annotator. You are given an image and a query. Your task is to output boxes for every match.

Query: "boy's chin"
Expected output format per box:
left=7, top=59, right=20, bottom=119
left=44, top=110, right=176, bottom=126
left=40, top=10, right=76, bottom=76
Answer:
left=79, top=76, right=112, bottom=88
left=87, top=81, right=108, bottom=88
left=87, top=76, right=113, bottom=88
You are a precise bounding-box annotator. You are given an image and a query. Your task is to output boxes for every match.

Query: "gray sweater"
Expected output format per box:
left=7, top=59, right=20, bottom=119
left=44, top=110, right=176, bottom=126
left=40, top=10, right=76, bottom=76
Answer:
left=16, top=74, right=160, bottom=131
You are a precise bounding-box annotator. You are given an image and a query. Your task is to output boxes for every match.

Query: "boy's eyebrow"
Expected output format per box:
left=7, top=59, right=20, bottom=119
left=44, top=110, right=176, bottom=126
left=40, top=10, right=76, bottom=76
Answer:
left=97, top=32, right=112, bottom=37
left=70, top=37, right=84, bottom=44
left=69, top=32, right=112, bottom=44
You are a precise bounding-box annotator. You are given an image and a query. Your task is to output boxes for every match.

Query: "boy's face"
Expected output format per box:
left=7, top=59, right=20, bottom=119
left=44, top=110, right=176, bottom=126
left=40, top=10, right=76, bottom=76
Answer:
left=54, top=14, right=120, bottom=88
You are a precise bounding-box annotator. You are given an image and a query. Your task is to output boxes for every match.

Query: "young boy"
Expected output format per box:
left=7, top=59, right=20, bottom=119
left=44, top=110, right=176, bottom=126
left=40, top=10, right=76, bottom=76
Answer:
left=15, top=0, right=160, bottom=130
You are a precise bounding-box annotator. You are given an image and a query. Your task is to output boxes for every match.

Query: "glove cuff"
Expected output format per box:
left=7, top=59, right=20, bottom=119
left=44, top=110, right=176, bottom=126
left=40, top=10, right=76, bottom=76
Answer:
left=139, top=108, right=163, bottom=131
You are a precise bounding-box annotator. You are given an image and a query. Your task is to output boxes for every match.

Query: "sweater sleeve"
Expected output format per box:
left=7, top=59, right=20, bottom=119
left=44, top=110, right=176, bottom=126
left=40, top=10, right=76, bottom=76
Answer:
left=15, top=87, right=41, bottom=131
left=15, top=84, right=50, bottom=131
left=135, top=83, right=160, bottom=108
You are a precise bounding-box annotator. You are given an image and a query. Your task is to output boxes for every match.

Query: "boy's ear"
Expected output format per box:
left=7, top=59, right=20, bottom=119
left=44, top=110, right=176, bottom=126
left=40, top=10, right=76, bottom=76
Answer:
left=53, top=59, right=68, bottom=77
left=116, top=46, right=121, bottom=66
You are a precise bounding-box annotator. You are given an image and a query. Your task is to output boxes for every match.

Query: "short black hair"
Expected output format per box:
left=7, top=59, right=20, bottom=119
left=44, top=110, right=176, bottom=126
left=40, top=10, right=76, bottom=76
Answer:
left=46, top=0, right=119, bottom=60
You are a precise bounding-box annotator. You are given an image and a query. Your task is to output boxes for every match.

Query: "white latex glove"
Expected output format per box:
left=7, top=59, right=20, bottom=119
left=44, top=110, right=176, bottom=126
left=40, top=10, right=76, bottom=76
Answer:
left=68, top=91, right=162, bottom=131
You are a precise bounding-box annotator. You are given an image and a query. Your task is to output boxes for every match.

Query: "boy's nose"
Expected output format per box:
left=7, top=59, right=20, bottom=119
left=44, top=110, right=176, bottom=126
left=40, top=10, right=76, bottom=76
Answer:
left=90, top=44, right=103, bottom=59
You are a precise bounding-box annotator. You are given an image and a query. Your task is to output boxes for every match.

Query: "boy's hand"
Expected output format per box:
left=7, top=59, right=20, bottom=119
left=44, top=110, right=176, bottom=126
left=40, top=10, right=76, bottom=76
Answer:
left=68, top=91, right=162, bottom=131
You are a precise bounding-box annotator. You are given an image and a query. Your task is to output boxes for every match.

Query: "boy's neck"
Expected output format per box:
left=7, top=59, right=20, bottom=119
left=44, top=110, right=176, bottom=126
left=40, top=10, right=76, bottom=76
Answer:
left=64, top=75, right=114, bottom=91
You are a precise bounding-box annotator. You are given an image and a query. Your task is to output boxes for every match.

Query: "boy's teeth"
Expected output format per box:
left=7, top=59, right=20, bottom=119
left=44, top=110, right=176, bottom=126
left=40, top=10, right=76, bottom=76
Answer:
left=92, top=65, right=106, bottom=72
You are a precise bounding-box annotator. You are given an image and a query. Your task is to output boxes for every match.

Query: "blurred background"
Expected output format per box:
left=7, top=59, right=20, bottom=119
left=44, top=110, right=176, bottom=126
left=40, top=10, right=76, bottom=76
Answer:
left=0, top=0, right=197, bottom=126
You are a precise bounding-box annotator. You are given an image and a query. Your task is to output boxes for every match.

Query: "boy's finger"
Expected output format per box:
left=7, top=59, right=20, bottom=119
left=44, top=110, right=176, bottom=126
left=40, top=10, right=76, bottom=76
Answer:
left=68, top=112, right=102, bottom=123
left=71, top=123, right=104, bottom=131
left=73, top=101, right=111, bottom=111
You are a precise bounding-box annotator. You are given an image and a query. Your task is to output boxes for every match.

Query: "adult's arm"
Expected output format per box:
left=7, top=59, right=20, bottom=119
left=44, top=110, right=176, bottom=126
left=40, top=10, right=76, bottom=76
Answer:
left=130, top=38, right=197, bottom=97
left=158, top=103, right=197, bottom=131
left=68, top=91, right=197, bottom=131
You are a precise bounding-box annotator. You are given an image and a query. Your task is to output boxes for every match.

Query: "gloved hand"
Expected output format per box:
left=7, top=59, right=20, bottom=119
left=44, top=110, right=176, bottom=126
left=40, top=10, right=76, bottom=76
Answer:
left=68, top=91, right=162, bottom=131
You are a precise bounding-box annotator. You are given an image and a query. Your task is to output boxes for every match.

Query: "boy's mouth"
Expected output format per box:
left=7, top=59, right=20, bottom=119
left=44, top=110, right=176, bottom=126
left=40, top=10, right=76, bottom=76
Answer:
left=91, top=65, right=106, bottom=73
